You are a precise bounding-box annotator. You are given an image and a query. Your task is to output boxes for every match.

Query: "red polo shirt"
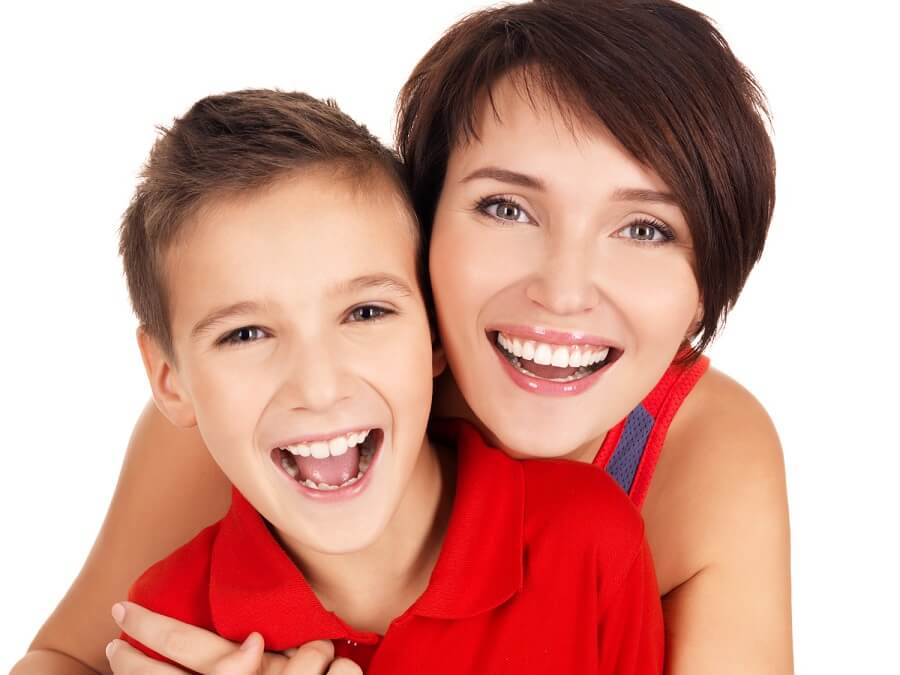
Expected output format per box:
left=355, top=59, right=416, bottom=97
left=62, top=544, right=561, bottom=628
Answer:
left=125, top=421, right=663, bottom=673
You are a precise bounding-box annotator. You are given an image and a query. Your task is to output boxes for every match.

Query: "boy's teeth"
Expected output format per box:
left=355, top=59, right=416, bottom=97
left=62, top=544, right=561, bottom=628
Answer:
left=301, top=467, right=366, bottom=491
left=283, top=429, right=373, bottom=458
left=329, top=436, right=348, bottom=456
left=496, top=332, right=612, bottom=369
left=281, top=455, right=299, bottom=479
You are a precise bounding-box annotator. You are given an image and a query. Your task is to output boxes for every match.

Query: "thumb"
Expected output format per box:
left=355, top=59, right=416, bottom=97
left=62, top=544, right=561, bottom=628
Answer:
left=211, top=632, right=265, bottom=675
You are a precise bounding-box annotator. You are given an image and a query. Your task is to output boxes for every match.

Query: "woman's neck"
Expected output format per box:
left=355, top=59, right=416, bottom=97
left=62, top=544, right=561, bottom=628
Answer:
left=432, top=370, right=605, bottom=464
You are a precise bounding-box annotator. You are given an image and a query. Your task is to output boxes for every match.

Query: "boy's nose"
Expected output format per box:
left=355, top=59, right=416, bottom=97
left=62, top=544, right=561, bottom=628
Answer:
left=278, top=341, right=349, bottom=412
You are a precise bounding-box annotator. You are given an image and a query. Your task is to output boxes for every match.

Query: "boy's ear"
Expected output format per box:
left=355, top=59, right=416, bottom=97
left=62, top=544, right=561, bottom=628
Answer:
left=431, top=331, right=447, bottom=379
left=137, top=328, right=197, bottom=428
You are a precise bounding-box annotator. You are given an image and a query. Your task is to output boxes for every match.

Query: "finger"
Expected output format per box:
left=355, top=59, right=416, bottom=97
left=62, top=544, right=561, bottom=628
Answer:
left=112, top=601, right=240, bottom=672
left=327, top=658, right=363, bottom=675
left=106, top=638, right=188, bottom=675
left=280, top=640, right=336, bottom=675
left=208, top=632, right=265, bottom=675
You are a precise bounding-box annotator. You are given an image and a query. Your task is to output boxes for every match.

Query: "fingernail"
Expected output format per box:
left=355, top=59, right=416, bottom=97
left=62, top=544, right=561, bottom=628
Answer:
left=240, top=632, right=258, bottom=651
left=106, top=640, right=117, bottom=660
left=111, top=602, right=126, bottom=625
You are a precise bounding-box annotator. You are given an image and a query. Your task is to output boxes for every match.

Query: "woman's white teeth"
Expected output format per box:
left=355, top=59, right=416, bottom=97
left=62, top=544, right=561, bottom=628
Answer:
left=283, top=429, right=371, bottom=458
left=534, top=343, right=553, bottom=365
left=497, top=332, right=611, bottom=368
left=522, top=340, right=535, bottom=360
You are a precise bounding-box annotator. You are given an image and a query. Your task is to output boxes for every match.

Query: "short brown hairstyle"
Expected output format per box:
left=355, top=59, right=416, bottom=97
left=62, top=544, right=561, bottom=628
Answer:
left=396, top=0, right=775, bottom=359
left=120, top=89, right=415, bottom=358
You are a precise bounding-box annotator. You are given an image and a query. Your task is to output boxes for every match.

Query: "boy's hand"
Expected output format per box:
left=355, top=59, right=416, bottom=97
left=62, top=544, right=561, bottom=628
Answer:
left=108, top=601, right=361, bottom=674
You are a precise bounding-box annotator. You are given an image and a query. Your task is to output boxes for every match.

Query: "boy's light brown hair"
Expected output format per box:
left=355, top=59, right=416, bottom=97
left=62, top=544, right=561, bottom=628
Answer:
left=120, top=89, right=415, bottom=358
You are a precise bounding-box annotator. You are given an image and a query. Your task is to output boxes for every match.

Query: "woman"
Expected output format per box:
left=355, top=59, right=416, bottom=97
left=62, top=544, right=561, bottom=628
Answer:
left=14, top=1, right=791, bottom=673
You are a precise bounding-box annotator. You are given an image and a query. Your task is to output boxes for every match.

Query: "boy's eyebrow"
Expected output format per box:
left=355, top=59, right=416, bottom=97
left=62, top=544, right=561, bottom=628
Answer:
left=191, top=301, right=263, bottom=340
left=330, top=274, right=415, bottom=298
left=461, top=167, right=677, bottom=204
left=190, top=275, right=414, bottom=340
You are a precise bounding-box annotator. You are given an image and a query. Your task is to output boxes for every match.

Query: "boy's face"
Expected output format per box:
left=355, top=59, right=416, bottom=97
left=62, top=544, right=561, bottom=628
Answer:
left=142, top=168, right=436, bottom=555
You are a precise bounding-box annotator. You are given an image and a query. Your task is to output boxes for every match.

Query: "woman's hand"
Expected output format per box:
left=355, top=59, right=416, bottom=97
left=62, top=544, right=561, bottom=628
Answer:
left=107, top=602, right=361, bottom=675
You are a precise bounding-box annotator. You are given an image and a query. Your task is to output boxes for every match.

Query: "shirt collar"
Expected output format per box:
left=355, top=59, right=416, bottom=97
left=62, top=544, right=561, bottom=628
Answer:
left=208, top=420, right=524, bottom=647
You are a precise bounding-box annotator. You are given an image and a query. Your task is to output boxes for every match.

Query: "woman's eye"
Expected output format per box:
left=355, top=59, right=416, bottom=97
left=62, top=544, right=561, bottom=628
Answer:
left=219, top=326, right=267, bottom=346
left=478, top=197, right=533, bottom=224
left=347, top=305, right=392, bottom=322
left=616, top=219, right=674, bottom=243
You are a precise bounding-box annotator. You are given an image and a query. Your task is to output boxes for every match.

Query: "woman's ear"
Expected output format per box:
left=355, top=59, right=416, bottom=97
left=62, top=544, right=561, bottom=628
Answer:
left=687, top=302, right=705, bottom=340
left=137, top=328, right=197, bottom=428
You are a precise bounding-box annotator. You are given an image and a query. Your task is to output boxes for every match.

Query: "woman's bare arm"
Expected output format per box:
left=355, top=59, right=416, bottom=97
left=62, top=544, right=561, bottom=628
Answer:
left=645, top=368, right=793, bottom=675
left=12, top=401, right=231, bottom=675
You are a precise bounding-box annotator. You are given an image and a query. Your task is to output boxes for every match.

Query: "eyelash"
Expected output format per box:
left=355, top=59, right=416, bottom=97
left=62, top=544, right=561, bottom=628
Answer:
left=473, top=195, right=676, bottom=244
left=345, top=304, right=395, bottom=323
left=619, top=217, right=676, bottom=245
left=215, top=305, right=395, bottom=347
left=217, top=326, right=269, bottom=347
left=473, top=195, right=533, bottom=225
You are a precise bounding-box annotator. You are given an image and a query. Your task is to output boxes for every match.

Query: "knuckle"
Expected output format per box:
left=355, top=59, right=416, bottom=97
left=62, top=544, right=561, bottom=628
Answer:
left=160, top=627, right=192, bottom=658
left=301, top=640, right=335, bottom=660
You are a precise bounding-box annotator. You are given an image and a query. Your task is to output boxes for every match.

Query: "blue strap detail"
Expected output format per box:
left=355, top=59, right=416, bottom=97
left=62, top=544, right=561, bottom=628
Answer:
left=605, top=404, right=654, bottom=494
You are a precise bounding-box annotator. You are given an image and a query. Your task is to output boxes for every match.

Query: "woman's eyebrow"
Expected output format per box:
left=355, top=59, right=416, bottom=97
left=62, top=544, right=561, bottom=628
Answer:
left=461, top=166, right=545, bottom=191
left=611, top=188, right=678, bottom=205
left=461, top=168, right=677, bottom=207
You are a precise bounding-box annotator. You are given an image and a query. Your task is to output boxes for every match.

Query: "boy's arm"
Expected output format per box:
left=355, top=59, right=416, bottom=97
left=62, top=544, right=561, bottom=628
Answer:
left=597, top=537, right=665, bottom=674
left=17, top=400, right=232, bottom=675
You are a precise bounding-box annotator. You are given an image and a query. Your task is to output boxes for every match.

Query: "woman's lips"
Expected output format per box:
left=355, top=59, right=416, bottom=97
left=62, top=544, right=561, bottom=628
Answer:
left=490, top=335, right=615, bottom=396
left=489, top=323, right=621, bottom=348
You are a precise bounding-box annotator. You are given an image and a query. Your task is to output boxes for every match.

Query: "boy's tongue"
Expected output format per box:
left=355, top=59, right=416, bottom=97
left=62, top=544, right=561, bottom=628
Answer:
left=295, top=446, right=360, bottom=485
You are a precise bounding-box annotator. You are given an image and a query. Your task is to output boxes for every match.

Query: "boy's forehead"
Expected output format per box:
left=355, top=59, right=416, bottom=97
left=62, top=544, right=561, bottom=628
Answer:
left=163, top=169, right=421, bottom=324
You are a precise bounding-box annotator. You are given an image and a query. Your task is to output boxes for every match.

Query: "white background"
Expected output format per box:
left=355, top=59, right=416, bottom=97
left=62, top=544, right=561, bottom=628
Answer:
left=2, top=1, right=897, bottom=672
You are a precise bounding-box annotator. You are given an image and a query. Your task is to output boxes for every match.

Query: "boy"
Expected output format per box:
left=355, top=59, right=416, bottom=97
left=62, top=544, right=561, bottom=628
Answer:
left=118, top=89, right=663, bottom=673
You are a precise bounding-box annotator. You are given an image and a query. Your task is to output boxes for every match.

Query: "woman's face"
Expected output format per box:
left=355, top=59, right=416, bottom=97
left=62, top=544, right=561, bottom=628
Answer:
left=430, top=76, right=701, bottom=461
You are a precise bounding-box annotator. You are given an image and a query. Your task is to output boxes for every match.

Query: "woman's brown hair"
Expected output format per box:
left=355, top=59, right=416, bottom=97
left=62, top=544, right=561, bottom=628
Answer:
left=396, top=0, right=775, bottom=359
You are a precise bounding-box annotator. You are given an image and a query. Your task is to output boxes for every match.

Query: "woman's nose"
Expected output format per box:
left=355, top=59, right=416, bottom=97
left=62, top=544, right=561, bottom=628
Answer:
left=525, top=238, right=601, bottom=316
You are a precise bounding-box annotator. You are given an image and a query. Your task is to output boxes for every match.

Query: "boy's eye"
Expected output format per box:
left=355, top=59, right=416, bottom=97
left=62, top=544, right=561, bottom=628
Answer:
left=476, top=196, right=534, bottom=224
left=614, top=218, right=675, bottom=244
left=347, top=305, right=392, bottom=322
left=219, top=326, right=268, bottom=346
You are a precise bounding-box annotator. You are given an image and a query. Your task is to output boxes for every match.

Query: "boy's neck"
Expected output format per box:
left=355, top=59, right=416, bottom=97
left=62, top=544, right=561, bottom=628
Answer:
left=275, top=437, right=455, bottom=634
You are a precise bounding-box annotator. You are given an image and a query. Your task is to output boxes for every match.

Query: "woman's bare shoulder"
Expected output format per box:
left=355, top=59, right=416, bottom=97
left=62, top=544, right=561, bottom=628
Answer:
left=644, top=366, right=793, bottom=673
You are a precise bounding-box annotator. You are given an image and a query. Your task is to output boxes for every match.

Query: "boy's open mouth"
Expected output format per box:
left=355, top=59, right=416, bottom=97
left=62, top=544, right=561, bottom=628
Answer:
left=271, top=428, right=382, bottom=491
left=491, top=330, right=620, bottom=382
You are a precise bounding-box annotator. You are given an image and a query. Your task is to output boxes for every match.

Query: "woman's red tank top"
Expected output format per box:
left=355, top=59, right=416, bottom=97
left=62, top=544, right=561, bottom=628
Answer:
left=594, top=356, right=709, bottom=509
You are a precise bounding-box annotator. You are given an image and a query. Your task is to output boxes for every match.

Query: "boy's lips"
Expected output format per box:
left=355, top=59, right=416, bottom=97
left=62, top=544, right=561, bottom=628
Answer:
left=270, top=428, right=383, bottom=501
